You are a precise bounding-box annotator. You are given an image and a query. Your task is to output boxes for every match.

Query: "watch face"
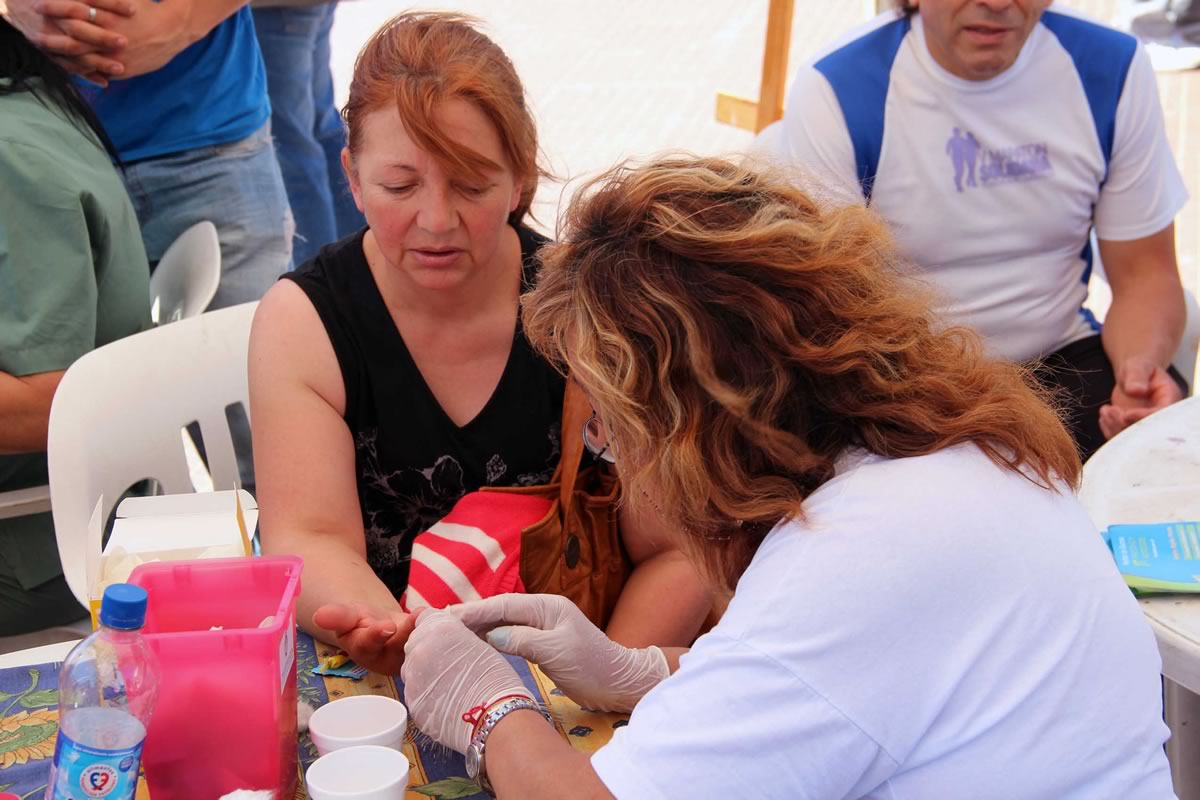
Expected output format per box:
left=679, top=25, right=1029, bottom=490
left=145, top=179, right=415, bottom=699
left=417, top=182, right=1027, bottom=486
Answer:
left=465, top=744, right=481, bottom=779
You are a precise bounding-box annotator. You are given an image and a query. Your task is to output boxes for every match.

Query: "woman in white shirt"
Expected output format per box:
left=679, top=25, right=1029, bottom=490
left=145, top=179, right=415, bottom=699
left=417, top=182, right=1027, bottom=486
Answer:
left=398, top=155, right=1175, bottom=799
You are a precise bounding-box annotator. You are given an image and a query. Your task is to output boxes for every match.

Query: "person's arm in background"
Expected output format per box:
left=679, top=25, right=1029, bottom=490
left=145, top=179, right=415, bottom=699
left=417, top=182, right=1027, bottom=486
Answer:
left=0, top=372, right=65, bottom=454
left=250, top=281, right=415, bottom=676
left=1092, top=43, right=1191, bottom=440
left=606, top=497, right=712, bottom=648
left=0, top=143, right=101, bottom=452
left=1, top=0, right=248, bottom=83
left=1097, top=226, right=1186, bottom=438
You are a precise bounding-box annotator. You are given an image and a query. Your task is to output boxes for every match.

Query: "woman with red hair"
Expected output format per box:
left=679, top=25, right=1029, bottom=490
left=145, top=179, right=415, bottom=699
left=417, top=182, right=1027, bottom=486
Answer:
left=249, top=13, right=708, bottom=674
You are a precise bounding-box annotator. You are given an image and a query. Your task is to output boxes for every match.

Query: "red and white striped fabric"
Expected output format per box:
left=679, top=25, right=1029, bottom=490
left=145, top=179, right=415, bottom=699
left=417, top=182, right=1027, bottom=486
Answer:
left=399, top=491, right=553, bottom=612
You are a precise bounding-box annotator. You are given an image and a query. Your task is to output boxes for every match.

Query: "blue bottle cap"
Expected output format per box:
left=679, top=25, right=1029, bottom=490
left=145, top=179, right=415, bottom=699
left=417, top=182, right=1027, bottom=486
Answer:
left=99, top=584, right=148, bottom=630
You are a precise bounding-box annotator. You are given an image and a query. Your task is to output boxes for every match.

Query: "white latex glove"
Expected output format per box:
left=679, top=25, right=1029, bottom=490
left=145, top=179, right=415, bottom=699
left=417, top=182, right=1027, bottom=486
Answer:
left=452, top=594, right=669, bottom=713
left=401, top=608, right=533, bottom=754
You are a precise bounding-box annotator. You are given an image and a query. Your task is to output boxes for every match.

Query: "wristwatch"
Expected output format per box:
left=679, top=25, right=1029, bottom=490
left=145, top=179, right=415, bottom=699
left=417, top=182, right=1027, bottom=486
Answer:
left=465, top=697, right=553, bottom=796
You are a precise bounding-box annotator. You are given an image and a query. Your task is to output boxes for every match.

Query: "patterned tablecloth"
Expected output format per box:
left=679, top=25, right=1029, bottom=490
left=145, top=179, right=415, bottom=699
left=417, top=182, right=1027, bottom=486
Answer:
left=0, top=632, right=629, bottom=799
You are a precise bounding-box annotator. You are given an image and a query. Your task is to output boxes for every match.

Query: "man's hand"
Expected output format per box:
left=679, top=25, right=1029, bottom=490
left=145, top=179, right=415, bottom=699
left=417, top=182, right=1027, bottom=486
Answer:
left=312, top=603, right=417, bottom=677
left=1098, top=356, right=1184, bottom=440
left=2, top=0, right=136, bottom=85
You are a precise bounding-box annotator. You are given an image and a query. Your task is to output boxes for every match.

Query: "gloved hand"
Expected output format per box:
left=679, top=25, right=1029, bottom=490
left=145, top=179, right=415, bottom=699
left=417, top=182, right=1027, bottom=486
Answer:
left=452, top=594, right=669, bottom=713
left=401, top=608, right=533, bottom=754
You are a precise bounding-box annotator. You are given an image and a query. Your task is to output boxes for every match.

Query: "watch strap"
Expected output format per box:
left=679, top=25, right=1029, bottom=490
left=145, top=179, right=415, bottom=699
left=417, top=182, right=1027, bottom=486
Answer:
left=467, top=696, right=553, bottom=795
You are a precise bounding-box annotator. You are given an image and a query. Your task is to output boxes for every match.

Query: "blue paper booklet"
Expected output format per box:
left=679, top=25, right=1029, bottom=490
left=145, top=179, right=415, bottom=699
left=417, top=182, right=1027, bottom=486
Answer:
left=1103, top=521, right=1200, bottom=593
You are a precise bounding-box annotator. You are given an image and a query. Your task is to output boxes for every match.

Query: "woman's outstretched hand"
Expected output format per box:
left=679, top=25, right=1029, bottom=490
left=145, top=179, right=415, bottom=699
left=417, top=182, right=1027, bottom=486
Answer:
left=312, top=602, right=416, bottom=677
left=452, top=594, right=670, bottom=713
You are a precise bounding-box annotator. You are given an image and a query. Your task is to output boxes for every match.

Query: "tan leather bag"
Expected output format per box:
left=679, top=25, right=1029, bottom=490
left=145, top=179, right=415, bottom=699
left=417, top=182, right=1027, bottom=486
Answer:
left=481, top=381, right=630, bottom=628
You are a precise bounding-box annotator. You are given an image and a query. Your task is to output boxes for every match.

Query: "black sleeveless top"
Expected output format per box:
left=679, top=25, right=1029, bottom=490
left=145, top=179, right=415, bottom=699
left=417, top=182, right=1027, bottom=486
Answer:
left=283, top=226, right=565, bottom=596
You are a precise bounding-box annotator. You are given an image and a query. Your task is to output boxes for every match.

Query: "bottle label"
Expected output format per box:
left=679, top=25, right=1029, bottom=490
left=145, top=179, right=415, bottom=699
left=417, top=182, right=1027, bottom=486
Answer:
left=51, top=733, right=143, bottom=799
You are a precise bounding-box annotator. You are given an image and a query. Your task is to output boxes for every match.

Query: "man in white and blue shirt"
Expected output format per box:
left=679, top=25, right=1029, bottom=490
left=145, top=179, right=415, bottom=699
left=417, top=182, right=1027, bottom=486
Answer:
left=777, top=0, right=1189, bottom=460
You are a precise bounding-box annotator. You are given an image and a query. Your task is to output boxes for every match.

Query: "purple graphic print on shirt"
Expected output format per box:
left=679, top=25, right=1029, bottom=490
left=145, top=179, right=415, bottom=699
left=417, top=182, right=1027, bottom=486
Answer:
left=945, top=127, right=980, bottom=192
left=946, top=127, right=1051, bottom=191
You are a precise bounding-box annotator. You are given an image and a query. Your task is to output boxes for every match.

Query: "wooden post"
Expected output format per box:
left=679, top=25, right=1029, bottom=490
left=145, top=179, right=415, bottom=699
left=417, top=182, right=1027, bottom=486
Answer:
left=716, top=0, right=892, bottom=132
left=754, top=0, right=795, bottom=132
left=714, top=0, right=794, bottom=133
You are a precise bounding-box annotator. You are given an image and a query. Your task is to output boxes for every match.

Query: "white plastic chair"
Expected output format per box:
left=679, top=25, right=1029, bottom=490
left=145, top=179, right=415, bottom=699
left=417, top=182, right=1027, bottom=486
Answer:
left=0, top=224, right=222, bottom=530
left=1174, top=289, right=1200, bottom=390
left=0, top=485, right=51, bottom=521
left=46, top=302, right=257, bottom=607
left=149, top=220, right=221, bottom=326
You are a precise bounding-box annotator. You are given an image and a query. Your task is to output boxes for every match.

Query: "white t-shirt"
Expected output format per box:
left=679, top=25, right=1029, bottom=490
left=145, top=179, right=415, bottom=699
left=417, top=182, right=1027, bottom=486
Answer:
left=591, top=445, right=1174, bottom=799
left=776, top=7, right=1188, bottom=363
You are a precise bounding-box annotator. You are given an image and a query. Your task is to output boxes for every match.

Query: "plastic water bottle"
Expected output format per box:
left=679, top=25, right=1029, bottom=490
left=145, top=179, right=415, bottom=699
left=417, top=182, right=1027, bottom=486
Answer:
left=46, top=584, right=159, bottom=800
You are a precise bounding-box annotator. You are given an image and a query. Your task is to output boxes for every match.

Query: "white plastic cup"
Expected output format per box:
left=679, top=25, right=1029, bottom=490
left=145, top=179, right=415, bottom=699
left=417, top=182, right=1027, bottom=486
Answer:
left=305, top=745, right=410, bottom=800
left=308, top=695, right=408, bottom=757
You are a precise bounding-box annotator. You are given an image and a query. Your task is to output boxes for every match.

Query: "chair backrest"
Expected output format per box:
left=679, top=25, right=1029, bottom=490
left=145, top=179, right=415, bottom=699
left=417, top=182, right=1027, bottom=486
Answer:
left=149, top=221, right=221, bottom=325
left=47, top=302, right=257, bottom=606
left=1174, top=289, right=1200, bottom=392
left=0, top=486, right=51, bottom=521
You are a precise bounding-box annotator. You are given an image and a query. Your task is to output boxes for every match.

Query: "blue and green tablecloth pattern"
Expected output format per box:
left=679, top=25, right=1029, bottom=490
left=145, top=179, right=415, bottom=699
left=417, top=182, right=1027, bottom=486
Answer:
left=0, top=631, right=628, bottom=799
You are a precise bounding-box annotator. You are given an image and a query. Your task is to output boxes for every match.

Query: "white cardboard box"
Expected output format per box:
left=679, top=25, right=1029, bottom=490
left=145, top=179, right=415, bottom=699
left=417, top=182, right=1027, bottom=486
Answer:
left=86, top=490, right=257, bottom=625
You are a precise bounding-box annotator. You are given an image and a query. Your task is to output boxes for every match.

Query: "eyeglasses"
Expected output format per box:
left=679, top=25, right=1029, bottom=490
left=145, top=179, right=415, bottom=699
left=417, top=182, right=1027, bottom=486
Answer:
left=582, top=411, right=616, bottom=464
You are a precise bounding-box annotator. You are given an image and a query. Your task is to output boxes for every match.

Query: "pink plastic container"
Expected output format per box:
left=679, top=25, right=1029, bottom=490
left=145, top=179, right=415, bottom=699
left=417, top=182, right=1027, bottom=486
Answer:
left=128, top=555, right=303, bottom=799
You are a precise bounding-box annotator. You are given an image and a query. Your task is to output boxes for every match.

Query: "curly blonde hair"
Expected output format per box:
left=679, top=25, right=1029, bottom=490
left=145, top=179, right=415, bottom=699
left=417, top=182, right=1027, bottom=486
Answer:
left=522, top=156, right=1080, bottom=591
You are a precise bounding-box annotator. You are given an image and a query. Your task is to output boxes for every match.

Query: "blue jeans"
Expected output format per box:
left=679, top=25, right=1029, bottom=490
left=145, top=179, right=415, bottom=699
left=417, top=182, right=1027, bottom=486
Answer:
left=253, top=2, right=364, bottom=267
left=121, top=122, right=294, bottom=309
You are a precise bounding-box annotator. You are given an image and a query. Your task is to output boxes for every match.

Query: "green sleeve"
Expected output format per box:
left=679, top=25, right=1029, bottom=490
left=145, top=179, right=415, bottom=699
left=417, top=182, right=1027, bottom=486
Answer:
left=0, top=140, right=100, bottom=377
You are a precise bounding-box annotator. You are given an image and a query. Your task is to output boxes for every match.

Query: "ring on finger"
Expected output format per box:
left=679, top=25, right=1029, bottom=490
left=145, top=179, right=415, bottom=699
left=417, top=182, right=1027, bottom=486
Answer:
left=87, top=5, right=97, bottom=22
